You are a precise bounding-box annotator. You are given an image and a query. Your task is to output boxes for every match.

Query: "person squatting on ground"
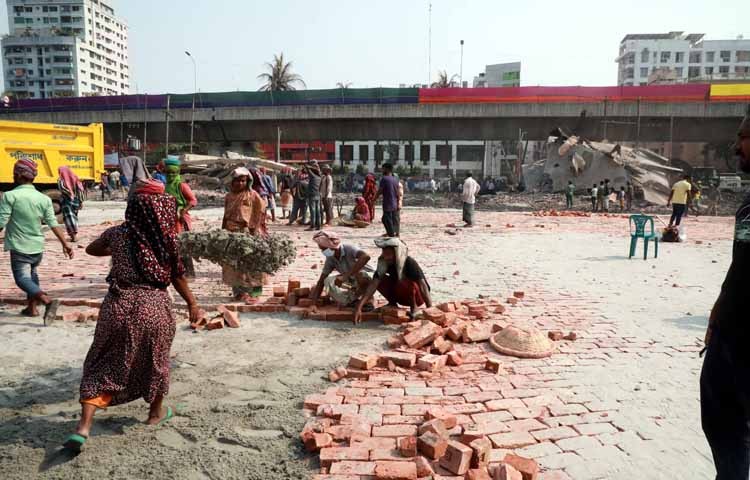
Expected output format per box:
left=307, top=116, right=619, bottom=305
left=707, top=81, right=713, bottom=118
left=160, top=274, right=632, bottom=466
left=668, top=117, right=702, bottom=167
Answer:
left=62, top=179, right=201, bottom=453
left=354, top=237, right=432, bottom=324
left=462, top=172, right=480, bottom=227
left=376, top=163, right=401, bottom=237
left=58, top=166, right=86, bottom=242
left=321, top=165, right=334, bottom=226
left=667, top=174, right=693, bottom=227
left=0, top=158, right=74, bottom=323
left=701, top=110, right=750, bottom=480
left=164, top=156, right=197, bottom=278
left=222, top=167, right=268, bottom=301
left=309, top=231, right=374, bottom=309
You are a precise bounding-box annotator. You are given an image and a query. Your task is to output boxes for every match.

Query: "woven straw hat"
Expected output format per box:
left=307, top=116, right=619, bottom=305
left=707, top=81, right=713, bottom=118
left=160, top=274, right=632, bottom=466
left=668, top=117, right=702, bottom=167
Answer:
left=489, top=326, right=554, bottom=359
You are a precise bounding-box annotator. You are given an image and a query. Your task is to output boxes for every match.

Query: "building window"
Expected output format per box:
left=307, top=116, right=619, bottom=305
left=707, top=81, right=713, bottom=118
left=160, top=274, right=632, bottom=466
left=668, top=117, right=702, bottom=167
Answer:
left=705, top=66, right=714, bottom=75
left=736, top=66, right=750, bottom=75
left=688, top=66, right=700, bottom=78
left=706, top=51, right=715, bottom=62
left=625, top=67, right=634, bottom=79
left=626, top=53, right=634, bottom=65
left=675, top=67, right=683, bottom=77
left=640, top=67, right=648, bottom=77
left=640, top=49, right=649, bottom=63
left=660, top=51, right=671, bottom=63
left=737, top=51, right=750, bottom=62
left=719, top=66, right=730, bottom=74
left=675, top=52, right=685, bottom=63
left=689, top=52, right=702, bottom=63
left=720, top=51, right=731, bottom=62
left=14, top=17, right=25, bottom=24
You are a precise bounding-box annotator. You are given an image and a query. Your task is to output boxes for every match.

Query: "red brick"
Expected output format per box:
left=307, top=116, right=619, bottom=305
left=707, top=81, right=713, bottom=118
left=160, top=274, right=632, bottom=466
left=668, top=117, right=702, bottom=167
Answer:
left=446, top=325, right=464, bottom=341
left=403, top=322, right=441, bottom=348
left=417, top=354, right=447, bottom=372
left=287, top=278, right=301, bottom=292
left=418, top=419, right=448, bottom=438
left=328, top=310, right=355, bottom=322
left=502, top=454, right=539, bottom=480
left=447, top=351, right=464, bottom=366
left=373, top=425, right=419, bottom=438
left=440, top=440, right=473, bottom=475
left=432, top=336, right=454, bottom=355
left=513, top=291, right=525, bottom=299
left=463, top=323, right=494, bottom=343
left=304, top=432, right=333, bottom=452
left=438, top=302, right=457, bottom=313
left=415, top=455, right=434, bottom=477
left=529, top=427, right=577, bottom=442
left=319, top=447, right=370, bottom=467
left=351, top=437, right=397, bottom=450
left=218, top=305, right=240, bottom=328
left=273, top=286, right=287, bottom=297
left=329, top=461, right=377, bottom=475
left=398, top=436, right=418, bottom=457
left=423, top=307, right=446, bottom=322
left=466, top=468, right=492, bottom=480
left=418, top=431, right=448, bottom=460
left=298, top=298, right=315, bottom=308
left=375, top=461, right=417, bottom=480
left=494, top=464, right=523, bottom=480
left=485, top=358, right=503, bottom=374
left=493, top=305, right=506, bottom=315
left=362, top=311, right=383, bottom=322
left=425, top=408, right=458, bottom=429
left=563, top=332, right=578, bottom=341
left=294, top=287, right=311, bottom=297
left=507, top=298, right=519, bottom=306
left=304, top=394, right=343, bottom=409
left=329, top=367, right=348, bottom=383
left=469, top=437, right=492, bottom=468
left=206, top=318, right=224, bottom=330
left=547, top=331, right=564, bottom=341
left=387, top=335, right=405, bottom=348
left=380, top=351, right=417, bottom=368
left=488, top=431, right=537, bottom=449
left=349, top=353, right=378, bottom=370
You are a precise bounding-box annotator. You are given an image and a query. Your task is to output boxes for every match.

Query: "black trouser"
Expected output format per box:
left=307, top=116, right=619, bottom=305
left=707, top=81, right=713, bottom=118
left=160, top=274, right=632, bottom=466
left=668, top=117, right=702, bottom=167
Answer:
left=670, top=204, right=687, bottom=226
left=307, top=196, right=322, bottom=230
left=701, top=330, right=750, bottom=480
left=289, top=197, right=307, bottom=224
left=382, top=210, right=400, bottom=237
left=322, top=198, right=334, bottom=225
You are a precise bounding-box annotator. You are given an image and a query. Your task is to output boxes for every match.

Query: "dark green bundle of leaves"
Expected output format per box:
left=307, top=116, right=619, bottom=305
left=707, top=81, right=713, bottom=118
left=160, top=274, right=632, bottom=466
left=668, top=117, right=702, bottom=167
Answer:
left=179, top=230, right=297, bottom=275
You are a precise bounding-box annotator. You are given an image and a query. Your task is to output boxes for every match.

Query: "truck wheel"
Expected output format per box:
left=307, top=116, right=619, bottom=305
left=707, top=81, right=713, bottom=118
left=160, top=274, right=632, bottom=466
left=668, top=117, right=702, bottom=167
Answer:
left=43, top=190, right=63, bottom=215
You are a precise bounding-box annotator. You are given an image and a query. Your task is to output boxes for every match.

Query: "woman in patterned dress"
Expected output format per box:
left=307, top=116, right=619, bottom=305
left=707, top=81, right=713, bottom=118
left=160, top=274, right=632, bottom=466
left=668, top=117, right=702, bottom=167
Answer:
left=63, top=180, right=201, bottom=453
left=222, top=167, right=268, bottom=301
left=363, top=173, right=377, bottom=224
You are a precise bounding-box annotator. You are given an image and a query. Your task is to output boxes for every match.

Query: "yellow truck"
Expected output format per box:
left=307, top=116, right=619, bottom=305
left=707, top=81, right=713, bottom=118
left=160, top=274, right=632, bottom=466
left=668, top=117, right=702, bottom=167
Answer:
left=0, top=119, right=104, bottom=189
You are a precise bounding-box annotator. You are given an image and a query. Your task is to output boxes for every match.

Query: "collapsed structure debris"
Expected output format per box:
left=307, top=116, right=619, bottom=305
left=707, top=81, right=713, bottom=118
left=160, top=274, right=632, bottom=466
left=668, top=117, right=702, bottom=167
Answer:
left=178, top=152, right=294, bottom=191
left=523, top=128, right=684, bottom=205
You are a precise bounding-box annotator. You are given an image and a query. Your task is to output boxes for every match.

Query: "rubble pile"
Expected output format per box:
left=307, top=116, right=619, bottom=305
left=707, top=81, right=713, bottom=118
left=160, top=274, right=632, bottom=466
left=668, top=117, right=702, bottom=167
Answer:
left=295, top=290, right=579, bottom=479
left=524, top=132, right=684, bottom=206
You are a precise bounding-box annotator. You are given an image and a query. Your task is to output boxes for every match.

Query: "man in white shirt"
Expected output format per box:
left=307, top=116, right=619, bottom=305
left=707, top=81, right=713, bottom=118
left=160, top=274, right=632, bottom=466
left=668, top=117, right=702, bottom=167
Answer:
left=461, top=172, right=481, bottom=227
left=320, top=166, right=334, bottom=226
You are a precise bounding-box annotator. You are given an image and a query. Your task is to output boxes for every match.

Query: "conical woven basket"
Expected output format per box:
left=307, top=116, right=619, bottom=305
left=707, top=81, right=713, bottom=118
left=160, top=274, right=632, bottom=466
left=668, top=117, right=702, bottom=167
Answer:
left=489, top=326, right=554, bottom=359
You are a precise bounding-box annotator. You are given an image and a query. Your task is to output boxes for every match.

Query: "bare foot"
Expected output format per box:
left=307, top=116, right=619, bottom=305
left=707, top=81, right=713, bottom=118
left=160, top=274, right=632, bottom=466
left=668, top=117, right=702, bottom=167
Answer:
left=146, top=407, right=168, bottom=425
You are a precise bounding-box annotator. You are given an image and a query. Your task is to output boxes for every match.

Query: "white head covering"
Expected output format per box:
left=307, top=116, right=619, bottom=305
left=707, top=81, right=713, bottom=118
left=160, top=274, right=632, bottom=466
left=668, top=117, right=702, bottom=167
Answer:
left=374, top=237, right=408, bottom=281
left=232, top=167, right=251, bottom=178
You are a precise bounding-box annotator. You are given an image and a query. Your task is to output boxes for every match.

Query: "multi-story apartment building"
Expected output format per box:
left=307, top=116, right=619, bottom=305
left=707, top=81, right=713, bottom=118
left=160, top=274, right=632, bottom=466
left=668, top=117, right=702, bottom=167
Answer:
left=473, top=62, right=521, bottom=88
left=2, top=0, right=130, bottom=98
left=616, top=32, right=750, bottom=86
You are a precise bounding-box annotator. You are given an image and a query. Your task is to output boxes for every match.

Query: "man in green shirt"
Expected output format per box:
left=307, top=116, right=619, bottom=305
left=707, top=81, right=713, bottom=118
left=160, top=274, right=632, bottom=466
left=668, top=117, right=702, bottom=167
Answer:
left=0, top=159, right=74, bottom=324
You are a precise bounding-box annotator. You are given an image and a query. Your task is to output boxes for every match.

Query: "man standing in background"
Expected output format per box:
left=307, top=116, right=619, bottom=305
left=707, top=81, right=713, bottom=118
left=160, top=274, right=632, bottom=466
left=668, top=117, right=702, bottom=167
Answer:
left=321, top=165, right=334, bottom=226
left=565, top=180, right=576, bottom=209
left=667, top=174, right=693, bottom=227
left=305, top=160, right=322, bottom=231
left=375, top=163, right=400, bottom=237
left=461, top=172, right=480, bottom=228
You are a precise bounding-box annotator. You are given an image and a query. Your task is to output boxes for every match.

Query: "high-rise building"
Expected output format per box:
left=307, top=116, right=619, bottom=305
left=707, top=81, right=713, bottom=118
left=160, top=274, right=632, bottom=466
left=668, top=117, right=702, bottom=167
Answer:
left=473, top=62, right=521, bottom=88
left=2, top=0, right=130, bottom=99
left=616, top=32, right=750, bottom=86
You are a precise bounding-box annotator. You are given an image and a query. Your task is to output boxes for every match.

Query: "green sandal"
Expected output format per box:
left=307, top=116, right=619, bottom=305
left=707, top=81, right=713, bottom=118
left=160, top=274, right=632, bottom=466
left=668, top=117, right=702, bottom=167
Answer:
left=156, top=404, right=185, bottom=426
left=62, top=433, right=87, bottom=453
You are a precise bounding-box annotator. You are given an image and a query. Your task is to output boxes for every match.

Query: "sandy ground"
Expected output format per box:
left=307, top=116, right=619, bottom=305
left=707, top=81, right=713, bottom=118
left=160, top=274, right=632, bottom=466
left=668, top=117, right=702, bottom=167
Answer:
left=0, top=201, right=734, bottom=479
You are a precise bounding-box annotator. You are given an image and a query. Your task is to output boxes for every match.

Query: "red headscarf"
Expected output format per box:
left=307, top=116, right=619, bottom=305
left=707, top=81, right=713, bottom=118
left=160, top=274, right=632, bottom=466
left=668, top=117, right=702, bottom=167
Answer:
left=58, top=166, right=84, bottom=200
left=363, top=173, right=377, bottom=201
left=125, top=191, right=184, bottom=287
left=355, top=197, right=371, bottom=222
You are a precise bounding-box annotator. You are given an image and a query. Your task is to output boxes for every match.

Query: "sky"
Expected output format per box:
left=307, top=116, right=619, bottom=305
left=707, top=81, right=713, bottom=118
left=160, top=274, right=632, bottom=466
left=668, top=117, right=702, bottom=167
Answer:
left=1, top=0, right=748, bottom=94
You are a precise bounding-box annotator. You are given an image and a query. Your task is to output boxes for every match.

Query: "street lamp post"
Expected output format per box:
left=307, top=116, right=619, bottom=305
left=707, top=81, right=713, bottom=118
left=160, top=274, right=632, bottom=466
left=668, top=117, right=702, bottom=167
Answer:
left=459, top=40, right=464, bottom=87
left=185, top=51, right=197, bottom=154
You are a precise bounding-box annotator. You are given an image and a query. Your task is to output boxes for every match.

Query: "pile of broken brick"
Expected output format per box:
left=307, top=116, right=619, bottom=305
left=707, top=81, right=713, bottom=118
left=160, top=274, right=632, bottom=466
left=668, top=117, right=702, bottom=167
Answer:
left=301, top=293, right=578, bottom=479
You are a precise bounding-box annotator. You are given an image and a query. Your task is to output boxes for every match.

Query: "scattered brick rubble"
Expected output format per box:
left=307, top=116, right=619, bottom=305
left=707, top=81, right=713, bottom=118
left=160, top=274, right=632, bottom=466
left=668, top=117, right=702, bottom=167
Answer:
left=300, top=291, right=581, bottom=479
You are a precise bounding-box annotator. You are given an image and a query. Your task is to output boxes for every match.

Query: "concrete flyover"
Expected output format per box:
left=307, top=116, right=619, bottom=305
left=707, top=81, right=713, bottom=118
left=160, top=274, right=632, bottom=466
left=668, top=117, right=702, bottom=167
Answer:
left=1, top=101, right=747, bottom=143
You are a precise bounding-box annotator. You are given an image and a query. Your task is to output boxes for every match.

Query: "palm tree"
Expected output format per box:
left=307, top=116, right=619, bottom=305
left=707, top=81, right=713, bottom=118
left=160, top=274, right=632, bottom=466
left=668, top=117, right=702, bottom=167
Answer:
left=336, top=81, right=353, bottom=89
left=431, top=70, right=459, bottom=88
left=257, top=53, right=306, bottom=92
